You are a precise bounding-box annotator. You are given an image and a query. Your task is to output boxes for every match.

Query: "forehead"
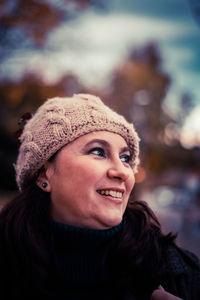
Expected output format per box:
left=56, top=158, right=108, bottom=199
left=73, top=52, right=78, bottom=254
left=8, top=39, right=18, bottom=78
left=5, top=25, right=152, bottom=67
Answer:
left=73, top=131, right=129, bottom=148
left=58, top=131, right=129, bottom=156
left=52, top=131, right=131, bottom=166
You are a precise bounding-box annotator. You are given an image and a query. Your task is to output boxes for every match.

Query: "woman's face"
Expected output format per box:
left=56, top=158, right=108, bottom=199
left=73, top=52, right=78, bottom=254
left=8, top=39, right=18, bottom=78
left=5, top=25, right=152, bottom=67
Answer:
left=42, top=131, right=135, bottom=229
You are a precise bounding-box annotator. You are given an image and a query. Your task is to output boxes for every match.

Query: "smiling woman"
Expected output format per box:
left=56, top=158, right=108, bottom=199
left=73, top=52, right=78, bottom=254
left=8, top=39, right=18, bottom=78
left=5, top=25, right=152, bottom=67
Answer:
left=0, top=94, right=199, bottom=299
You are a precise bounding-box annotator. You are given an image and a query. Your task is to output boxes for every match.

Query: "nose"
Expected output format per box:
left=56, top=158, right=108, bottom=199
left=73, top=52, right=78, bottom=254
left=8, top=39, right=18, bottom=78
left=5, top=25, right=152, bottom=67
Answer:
left=107, top=160, right=130, bottom=182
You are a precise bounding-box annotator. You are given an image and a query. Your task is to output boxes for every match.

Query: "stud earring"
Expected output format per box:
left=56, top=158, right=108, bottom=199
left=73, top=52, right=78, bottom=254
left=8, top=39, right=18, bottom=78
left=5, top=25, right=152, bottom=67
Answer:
left=42, top=182, right=48, bottom=188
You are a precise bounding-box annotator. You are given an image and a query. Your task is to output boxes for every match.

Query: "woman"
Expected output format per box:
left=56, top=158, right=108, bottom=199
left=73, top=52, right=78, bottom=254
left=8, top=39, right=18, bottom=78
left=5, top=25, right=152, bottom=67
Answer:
left=0, top=94, right=199, bottom=299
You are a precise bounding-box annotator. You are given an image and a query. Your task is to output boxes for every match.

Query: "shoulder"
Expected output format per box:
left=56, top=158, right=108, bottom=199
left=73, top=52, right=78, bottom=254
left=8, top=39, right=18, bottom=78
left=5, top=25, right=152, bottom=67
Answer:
left=160, top=244, right=200, bottom=300
left=164, top=244, right=200, bottom=271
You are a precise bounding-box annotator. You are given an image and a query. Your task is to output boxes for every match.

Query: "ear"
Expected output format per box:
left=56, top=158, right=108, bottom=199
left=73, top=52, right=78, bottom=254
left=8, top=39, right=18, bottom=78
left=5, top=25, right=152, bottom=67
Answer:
left=36, top=162, right=53, bottom=192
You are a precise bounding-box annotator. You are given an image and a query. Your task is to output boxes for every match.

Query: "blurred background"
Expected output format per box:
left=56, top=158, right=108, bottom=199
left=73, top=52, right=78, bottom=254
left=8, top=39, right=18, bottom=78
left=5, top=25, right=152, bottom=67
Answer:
left=0, top=0, right=200, bottom=256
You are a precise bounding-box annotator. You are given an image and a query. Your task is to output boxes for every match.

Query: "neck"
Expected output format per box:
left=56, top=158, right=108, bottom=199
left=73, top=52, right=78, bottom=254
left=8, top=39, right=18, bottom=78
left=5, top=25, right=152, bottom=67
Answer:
left=52, top=220, right=123, bottom=249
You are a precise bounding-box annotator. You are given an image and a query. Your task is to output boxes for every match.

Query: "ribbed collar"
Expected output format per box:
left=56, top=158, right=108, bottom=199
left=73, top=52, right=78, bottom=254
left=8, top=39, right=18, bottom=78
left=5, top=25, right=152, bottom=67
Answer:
left=52, top=220, right=123, bottom=250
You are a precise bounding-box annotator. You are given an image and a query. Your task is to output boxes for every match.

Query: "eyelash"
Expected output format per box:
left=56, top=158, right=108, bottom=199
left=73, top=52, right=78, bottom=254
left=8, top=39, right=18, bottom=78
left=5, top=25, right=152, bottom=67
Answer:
left=89, top=147, right=105, bottom=157
left=89, top=147, right=131, bottom=164
left=120, top=154, right=131, bottom=164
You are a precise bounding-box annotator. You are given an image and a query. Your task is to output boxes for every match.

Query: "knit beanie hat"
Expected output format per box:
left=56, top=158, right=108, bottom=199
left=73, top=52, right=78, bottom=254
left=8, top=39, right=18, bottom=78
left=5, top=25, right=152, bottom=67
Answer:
left=15, top=93, right=140, bottom=191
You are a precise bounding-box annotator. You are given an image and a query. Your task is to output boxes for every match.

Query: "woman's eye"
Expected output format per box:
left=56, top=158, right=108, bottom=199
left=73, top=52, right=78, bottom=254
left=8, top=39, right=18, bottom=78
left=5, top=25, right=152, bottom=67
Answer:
left=120, top=154, right=131, bottom=164
left=89, top=147, right=105, bottom=157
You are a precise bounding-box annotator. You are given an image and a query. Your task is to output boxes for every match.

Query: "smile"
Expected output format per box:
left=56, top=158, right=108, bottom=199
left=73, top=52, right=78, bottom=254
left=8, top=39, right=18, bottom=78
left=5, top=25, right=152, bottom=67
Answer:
left=97, top=190, right=123, bottom=199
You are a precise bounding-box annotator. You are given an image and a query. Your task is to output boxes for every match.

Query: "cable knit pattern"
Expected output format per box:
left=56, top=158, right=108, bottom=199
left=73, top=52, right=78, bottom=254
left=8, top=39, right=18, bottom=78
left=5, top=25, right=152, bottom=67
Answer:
left=15, top=93, right=140, bottom=191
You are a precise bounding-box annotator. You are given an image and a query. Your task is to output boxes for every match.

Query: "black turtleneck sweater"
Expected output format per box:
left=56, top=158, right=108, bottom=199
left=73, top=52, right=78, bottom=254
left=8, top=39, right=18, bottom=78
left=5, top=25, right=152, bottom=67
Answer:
left=1, top=213, right=199, bottom=299
left=51, top=221, right=123, bottom=299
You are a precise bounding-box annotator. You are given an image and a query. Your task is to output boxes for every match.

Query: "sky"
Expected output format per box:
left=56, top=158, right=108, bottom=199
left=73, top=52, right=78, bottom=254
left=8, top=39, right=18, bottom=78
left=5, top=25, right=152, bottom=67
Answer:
left=1, top=0, right=200, bottom=148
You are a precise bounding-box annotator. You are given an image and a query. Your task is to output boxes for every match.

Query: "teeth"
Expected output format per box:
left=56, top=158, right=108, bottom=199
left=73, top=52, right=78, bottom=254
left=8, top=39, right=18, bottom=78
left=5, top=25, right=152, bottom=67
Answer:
left=97, top=190, right=123, bottom=198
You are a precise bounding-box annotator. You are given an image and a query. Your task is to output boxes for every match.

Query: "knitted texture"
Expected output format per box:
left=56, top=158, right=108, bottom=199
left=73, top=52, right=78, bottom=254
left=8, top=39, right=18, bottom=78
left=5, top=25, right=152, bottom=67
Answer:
left=15, top=93, right=140, bottom=191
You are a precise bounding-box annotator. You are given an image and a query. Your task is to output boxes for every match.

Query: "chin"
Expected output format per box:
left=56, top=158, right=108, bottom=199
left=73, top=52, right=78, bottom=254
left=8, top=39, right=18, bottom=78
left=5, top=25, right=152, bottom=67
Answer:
left=101, top=215, right=123, bottom=229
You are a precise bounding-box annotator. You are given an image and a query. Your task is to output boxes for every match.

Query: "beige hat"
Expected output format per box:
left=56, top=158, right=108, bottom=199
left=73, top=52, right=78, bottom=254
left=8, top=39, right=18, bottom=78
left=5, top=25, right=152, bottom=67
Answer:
left=15, top=93, right=140, bottom=191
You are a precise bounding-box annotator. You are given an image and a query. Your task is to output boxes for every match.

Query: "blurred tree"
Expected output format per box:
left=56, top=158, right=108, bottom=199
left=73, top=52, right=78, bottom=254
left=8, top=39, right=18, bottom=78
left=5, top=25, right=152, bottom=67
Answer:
left=0, top=0, right=104, bottom=63
left=0, top=0, right=64, bottom=62
left=0, top=72, right=85, bottom=130
left=105, top=43, right=171, bottom=143
left=104, top=43, right=170, bottom=151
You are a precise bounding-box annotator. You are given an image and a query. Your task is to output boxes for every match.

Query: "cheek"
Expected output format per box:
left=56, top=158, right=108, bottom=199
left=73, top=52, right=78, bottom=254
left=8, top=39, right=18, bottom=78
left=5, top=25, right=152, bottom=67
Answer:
left=71, top=165, right=99, bottom=183
left=58, top=162, right=102, bottom=191
left=127, top=174, right=135, bottom=193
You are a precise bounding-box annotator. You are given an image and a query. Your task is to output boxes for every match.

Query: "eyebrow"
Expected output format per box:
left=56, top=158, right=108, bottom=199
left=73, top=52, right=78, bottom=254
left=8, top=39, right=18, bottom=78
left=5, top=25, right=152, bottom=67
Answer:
left=84, top=139, right=130, bottom=153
